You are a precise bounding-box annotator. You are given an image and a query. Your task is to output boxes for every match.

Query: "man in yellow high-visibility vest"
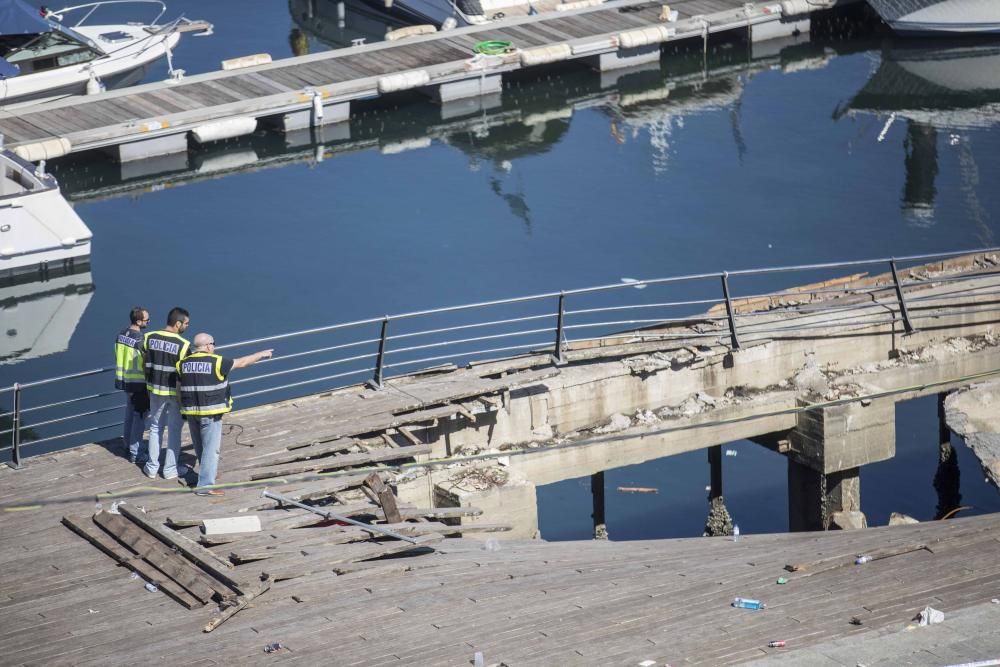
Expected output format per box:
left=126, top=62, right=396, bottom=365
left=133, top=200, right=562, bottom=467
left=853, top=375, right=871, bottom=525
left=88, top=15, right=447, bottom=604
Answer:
left=114, top=306, right=149, bottom=464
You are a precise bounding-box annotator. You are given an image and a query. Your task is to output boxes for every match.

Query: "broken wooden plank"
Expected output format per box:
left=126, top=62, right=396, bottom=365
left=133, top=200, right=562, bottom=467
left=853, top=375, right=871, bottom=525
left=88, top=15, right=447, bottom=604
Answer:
left=785, top=542, right=929, bottom=574
left=365, top=472, right=402, bottom=524
left=380, top=433, right=399, bottom=448
left=454, top=403, right=477, bottom=423
left=61, top=514, right=202, bottom=609
left=92, top=511, right=221, bottom=603
left=261, top=533, right=443, bottom=581
left=204, top=575, right=273, bottom=633
left=116, top=504, right=240, bottom=587
left=245, top=444, right=432, bottom=481
left=234, top=438, right=358, bottom=469
left=396, top=426, right=422, bottom=447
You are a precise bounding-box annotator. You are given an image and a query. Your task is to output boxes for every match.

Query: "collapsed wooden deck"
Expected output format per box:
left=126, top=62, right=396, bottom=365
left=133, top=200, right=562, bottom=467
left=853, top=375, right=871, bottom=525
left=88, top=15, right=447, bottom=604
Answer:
left=0, top=0, right=824, bottom=156
left=3, top=435, right=1000, bottom=666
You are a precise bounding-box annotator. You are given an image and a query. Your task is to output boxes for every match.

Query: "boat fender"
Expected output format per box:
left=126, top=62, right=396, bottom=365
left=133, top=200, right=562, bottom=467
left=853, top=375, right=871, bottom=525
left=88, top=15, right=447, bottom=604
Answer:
left=311, top=91, right=324, bottom=122
left=441, top=17, right=458, bottom=30
left=190, top=117, right=258, bottom=144
left=85, top=70, right=104, bottom=95
left=617, top=25, right=674, bottom=49
left=221, top=53, right=272, bottom=71
left=779, top=0, right=814, bottom=16
left=385, top=25, right=437, bottom=41
left=13, top=138, right=71, bottom=162
left=557, top=0, right=605, bottom=11
left=377, top=70, right=431, bottom=93
left=519, top=44, right=572, bottom=67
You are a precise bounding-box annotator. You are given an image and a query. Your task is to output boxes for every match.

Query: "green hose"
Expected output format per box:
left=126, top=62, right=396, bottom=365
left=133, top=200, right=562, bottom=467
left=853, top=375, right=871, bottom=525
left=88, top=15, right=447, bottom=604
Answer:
left=474, top=40, right=514, bottom=55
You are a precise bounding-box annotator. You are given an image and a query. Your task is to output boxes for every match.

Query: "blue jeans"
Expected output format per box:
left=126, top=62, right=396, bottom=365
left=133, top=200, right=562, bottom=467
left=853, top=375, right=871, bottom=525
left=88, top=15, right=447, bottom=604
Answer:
left=187, top=415, right=223, bottom=489
left=123, top=392, right=148, bottom=464
left=145, top=394, right=184, bottom=478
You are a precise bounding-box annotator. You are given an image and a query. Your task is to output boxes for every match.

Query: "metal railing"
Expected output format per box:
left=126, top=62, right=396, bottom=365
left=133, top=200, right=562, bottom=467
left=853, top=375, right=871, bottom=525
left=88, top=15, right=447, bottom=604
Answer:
left=3, top=247, right=999, bottom=467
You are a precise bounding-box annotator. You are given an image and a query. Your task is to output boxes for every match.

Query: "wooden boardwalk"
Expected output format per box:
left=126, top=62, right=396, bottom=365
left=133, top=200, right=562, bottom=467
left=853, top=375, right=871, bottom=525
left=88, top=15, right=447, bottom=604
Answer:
left=3, top=437, right=1000, bottom=665
left=0, top=0, right=814, bottom=155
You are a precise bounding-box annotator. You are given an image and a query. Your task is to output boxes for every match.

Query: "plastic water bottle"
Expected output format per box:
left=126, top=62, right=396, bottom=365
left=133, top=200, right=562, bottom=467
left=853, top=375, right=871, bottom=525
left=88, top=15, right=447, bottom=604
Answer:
left=473, top=651, right=484, bottom=667
left=144, top=581, right=159, bottom=593
left=732, top=597, right=765, bottom=610
left=483, top=538, right=501, bottom=553
left=733, top=524, right=740, bottom=542
left=855, top=555, right=872, bottom=565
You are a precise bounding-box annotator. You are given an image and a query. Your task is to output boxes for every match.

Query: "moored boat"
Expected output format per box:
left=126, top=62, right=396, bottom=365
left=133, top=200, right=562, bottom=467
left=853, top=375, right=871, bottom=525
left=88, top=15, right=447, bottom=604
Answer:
left=0, top=148, right=92, bottom=280
left=0, top=0, right=211, bottom=106
left=866, top=0, right=1000, bottom=34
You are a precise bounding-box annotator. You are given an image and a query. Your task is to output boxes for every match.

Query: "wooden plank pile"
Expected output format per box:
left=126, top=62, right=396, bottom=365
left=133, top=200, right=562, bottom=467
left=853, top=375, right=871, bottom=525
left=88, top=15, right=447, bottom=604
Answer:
left=63, top=472, right=510, bottom=631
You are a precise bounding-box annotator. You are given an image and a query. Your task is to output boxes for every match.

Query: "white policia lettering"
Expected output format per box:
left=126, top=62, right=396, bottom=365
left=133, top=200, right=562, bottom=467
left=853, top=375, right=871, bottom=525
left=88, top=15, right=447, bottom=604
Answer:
left=148, top=339, right=181, bottom=354
left=182, top=361, right=214, bottom=374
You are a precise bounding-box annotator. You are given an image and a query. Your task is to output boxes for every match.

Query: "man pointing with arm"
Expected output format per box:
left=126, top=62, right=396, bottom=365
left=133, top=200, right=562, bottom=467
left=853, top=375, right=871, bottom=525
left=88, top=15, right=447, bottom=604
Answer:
left=177, top=333, right=273, bottom=496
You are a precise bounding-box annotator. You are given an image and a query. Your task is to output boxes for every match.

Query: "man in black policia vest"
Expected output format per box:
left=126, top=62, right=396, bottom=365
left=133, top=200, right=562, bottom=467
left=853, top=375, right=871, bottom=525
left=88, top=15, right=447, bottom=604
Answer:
left=114, top=306, right=150, bottom=464
left=143, top=307, right=191, bottom=479
left=177, top=332, right=272, bottom=496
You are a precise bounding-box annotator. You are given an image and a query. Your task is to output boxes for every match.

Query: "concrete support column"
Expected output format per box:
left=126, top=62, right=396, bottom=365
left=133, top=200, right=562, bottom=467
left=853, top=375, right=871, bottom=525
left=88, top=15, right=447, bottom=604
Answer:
left=787, top=460, right=861, bottom=531
left=591, top=471, right=607, bottom=540
left=790, top=397, right=895, bottom=475
left=934, top=392, right=961, bottom=519
left=708, top=445, right=722, bottom=500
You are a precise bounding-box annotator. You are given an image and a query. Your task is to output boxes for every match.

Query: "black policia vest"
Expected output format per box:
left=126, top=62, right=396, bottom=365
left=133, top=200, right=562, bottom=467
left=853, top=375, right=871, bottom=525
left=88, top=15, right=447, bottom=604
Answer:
left=114, top=328, right=145, bottom=391
left=176, top=352, right=233, bottom=417
left=143, top=331, right=190, bottom=398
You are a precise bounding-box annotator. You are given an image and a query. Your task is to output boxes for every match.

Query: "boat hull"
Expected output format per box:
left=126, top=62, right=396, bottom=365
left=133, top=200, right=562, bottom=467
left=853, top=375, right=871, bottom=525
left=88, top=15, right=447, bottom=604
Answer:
left=867, top=0, right=1000, bottom=33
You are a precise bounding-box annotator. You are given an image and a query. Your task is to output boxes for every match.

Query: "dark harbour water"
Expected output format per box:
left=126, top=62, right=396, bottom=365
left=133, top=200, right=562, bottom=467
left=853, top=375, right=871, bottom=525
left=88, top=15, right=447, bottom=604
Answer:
left=3, top=1, right=1000, bottom=538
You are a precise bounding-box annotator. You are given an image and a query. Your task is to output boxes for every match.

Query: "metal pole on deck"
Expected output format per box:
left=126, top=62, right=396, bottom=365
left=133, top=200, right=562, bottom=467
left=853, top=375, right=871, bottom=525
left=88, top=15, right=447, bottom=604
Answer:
left=261, top=489, right=418, bottom=543
left=889, top=259, right=917, bottom=334
left=721, top=272, right=741, bottom=351
left=371, top=317, right=389, bottom=390
left=11, top=383, right=22, bottom=469
left=552, top=292, right=566, bottom=365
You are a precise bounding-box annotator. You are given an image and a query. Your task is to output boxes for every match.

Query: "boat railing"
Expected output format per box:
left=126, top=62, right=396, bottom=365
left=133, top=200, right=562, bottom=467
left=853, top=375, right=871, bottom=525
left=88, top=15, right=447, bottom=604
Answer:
left=2, top=247, right=1000, bottom=468
left=46, top=0, right=168, bottom=29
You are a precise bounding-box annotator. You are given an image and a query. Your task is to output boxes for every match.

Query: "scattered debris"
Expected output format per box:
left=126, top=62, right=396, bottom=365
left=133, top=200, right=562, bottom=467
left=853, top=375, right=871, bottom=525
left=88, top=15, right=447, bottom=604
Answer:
left=595, top=413, right=632, bottom=433
left=915, top=606, right=944, bottom=626
left=482, top=538, right=501, bottom=553
left=617, top=487, right=658, bottom=494
left=725, top=449, right=738, bottom=457
left=767, top=640, right=786, bottom=648
left=855, top=555, right=872, bottom=565
left=201, top=516, right=262, bottom=535
left=889, top=512, right=919, bottom=526
left=732, top=597, right=765, bottom=610
left=776, top=577, right=788, bottom=585
left=849, top=616, right=864, bottom=625
left=144, top=582, right=159, bottom=593
left=263, top=642, right=284, bottom=654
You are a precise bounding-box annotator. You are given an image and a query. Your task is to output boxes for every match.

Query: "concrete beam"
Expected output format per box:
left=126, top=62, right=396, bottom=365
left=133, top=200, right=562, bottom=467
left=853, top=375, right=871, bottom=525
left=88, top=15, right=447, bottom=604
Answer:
left=791, top=398, right=895, bottom=475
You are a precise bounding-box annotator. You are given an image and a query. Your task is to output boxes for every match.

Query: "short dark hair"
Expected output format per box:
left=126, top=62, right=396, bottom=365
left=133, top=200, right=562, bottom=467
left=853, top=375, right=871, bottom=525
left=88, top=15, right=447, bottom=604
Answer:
left=129, top=306, right=147, bottom=325
left=167, top=307, right=190, bottom=326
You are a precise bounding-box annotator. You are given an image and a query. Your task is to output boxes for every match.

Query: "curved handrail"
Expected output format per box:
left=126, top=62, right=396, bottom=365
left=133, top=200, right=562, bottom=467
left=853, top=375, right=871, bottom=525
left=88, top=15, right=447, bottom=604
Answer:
left=47, top=0, right=168, bottom=28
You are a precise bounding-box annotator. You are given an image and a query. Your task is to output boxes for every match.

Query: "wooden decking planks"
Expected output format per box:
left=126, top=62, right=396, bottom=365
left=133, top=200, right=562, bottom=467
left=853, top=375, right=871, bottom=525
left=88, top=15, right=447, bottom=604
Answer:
left=0, top=0, right=769, bottom=151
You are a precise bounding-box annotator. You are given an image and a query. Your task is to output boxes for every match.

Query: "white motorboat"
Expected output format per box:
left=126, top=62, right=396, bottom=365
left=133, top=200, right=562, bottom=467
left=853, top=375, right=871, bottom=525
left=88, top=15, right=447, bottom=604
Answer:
left=866, top=0, right=1000, bottom=34
left=0, top=0, right=211, bottom=106
left=0, top=148, right=92, bottom=279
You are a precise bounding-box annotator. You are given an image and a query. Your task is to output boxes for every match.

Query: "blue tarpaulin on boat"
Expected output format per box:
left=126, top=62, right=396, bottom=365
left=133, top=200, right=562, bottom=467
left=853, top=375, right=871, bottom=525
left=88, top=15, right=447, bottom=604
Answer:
left=0, top=56, right=20, bottom=77
left=0, top=0, right=53, bottom=35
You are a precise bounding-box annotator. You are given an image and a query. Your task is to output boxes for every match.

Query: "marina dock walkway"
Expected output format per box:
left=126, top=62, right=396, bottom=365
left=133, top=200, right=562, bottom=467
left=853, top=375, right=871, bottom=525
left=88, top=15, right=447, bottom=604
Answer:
left=0, top=0, right=828, bottom=157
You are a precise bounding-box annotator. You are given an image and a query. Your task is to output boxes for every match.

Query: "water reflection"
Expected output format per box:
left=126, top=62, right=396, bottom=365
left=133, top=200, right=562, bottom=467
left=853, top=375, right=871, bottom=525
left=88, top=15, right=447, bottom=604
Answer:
left=841, top=39, right=1000, bottom=236
left=0, top=271, right=94, bottom=365
left=288, top=0, right=405, bottom=50
left=51, top=40, right=840, bottom=207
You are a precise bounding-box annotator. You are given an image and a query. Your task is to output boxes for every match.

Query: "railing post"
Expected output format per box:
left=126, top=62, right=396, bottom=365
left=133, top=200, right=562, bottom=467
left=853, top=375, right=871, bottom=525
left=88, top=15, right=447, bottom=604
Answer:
left=11, top=383, right=22, bottom=469
left=552, top=292, right=566, bottom=365
left=889, top=259, right=916, bottom=334
left=720, top=271, right=742, bottom=351
left=370, top=317, right=389, bottom=390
